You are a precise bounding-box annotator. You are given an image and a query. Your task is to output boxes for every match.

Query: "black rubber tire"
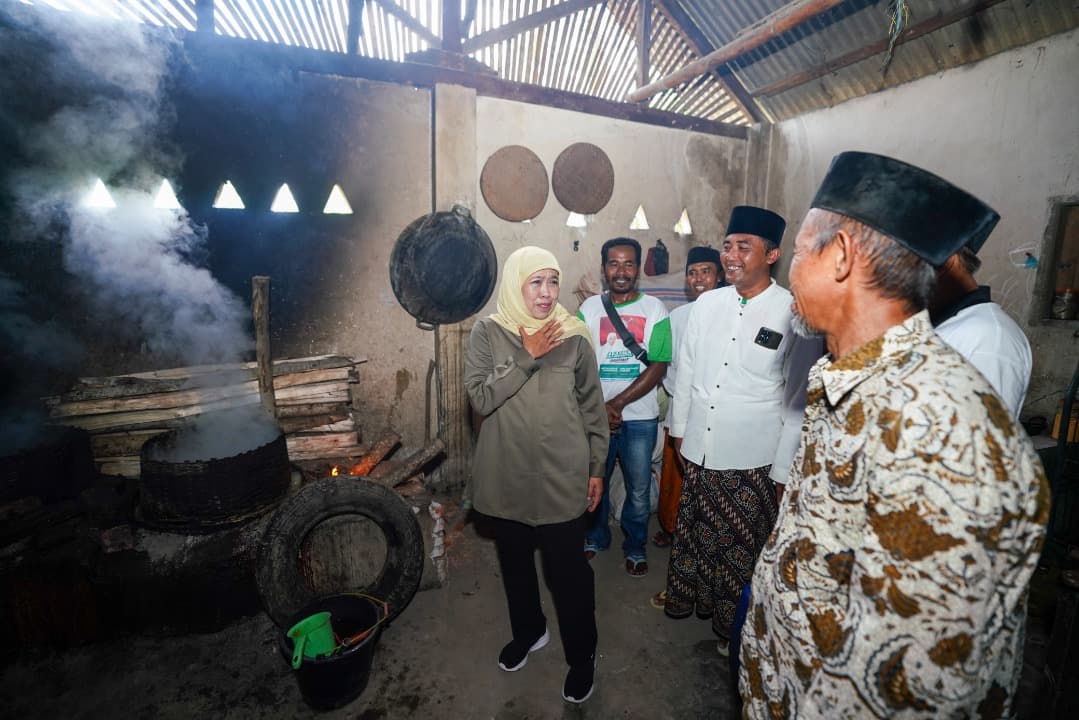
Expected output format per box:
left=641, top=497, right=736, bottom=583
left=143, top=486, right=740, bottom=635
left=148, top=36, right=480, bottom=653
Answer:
left=256, top=477, right=424, bottom=627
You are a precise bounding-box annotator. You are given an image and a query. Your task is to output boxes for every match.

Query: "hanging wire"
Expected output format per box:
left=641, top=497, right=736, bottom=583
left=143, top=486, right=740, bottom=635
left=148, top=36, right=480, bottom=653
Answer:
left=881, top=0, right=910, bottom=75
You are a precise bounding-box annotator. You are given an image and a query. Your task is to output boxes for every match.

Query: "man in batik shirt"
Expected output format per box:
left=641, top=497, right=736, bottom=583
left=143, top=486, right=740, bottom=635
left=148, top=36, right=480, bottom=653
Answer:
left=740, top=152, right=1049, bottom=718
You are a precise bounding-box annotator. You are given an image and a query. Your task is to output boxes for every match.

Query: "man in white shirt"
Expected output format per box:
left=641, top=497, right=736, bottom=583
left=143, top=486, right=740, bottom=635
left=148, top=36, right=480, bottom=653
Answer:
left=930, top=243, right=1032, bottom=417
left=659, top=206, right=818, bottom=657
left=653, top=246, right=723, bottom=548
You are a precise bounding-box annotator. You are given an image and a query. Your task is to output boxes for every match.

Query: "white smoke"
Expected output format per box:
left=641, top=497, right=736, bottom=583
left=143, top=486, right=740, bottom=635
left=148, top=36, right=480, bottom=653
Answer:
left=3, top=4, right=252, bottom=368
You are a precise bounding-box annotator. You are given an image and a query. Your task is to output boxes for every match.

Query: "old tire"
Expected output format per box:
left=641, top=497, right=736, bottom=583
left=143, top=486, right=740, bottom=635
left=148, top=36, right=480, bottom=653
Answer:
left=256, top=477, right=423, bottom=627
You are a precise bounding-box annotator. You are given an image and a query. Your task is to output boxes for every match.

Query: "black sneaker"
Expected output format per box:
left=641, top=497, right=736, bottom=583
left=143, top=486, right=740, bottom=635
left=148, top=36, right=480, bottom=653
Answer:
left=497, top=627, right=549, bottom=672
left=561, top=655, right=596, bottom=703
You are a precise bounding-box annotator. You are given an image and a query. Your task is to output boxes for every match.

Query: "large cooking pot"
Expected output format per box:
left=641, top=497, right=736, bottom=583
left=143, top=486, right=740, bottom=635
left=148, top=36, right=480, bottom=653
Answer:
left=389, top=205, right=497, bottom=329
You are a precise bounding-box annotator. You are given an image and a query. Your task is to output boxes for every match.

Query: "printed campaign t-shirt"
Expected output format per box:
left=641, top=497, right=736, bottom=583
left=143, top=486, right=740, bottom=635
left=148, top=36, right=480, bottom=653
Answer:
left=577, top=292, right=672, bottom=421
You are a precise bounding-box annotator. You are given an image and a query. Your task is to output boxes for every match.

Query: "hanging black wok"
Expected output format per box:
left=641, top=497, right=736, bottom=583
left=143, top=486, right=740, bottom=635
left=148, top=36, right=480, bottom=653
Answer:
left=389, top=205, right=497, bottom=329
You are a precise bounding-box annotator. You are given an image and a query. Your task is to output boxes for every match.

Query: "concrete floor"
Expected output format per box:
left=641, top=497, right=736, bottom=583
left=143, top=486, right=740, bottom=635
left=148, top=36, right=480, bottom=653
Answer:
left=1, top=507, right=734, bottom=719
left=0, top=503, right=1069, bottom=719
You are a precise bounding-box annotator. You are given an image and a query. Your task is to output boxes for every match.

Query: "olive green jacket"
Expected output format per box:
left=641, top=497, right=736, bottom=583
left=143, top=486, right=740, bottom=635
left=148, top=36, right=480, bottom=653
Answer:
left=465, top=318, right=609, bottom=526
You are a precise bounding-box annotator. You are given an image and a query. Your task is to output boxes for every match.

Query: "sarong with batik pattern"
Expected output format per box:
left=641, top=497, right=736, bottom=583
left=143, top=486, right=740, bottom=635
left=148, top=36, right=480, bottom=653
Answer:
left=663, top=461, right=778, bottom=639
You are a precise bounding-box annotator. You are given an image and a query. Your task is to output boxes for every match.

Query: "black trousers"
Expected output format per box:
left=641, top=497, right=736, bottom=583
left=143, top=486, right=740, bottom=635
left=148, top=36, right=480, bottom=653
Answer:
left=492, top=514, right=598, bottom=667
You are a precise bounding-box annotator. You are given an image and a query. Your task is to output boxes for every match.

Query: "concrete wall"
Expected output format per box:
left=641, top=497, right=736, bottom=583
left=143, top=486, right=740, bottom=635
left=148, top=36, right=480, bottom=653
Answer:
left=759, top=28, right=1079, bottom=418
left=473, top=96, right=748, bottom=315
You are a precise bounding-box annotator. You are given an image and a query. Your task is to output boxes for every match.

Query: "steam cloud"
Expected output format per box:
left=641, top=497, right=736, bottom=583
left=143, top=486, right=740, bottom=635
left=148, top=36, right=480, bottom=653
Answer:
left=1, top=5, right=257, bottom=455
left=2, top=4, right=252, bottom=368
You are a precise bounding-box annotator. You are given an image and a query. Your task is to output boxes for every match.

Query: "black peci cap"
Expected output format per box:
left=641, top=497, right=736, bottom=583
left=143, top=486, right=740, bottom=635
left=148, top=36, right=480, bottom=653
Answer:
left=810, top=152, right=999, bottom=265
left=726, top=206, right=787, bottom=247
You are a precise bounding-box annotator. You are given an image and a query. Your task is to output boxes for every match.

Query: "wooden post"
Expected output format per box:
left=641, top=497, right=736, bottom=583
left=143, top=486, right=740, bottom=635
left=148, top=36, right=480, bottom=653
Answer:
left=636, top=0, right=651, bottom=99
left=195, top=0, right=214, bottom=33
left=347, top=0, right=364, bottom=55
left=251, top=276, right=277, bottom=419
left=441, top=0, right=463, bottom=53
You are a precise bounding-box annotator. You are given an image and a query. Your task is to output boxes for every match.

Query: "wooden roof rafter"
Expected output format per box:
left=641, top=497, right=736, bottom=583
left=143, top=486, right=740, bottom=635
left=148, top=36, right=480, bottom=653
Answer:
left=652, top=0, right=763, bottom=122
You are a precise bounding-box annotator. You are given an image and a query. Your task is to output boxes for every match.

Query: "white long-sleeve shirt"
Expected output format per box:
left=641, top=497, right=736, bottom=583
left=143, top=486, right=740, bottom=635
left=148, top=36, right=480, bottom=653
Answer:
left=936, top=300, right=1031, bottom=417
left=670, top=281, right=819, bottom=481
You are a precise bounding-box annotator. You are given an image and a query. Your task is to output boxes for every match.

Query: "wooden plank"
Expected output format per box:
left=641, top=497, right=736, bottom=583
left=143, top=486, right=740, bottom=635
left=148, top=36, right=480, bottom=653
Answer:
left=58, top=395, right=262, bottom=433
left=372, top=0, right=440, bottom=47
left=653, top=0, right=762, bottom=122
left=462, top=0, right=602, bottom=54
left=627, top=0, right=848, bottom=103
left=252, top=276, right=276, bottom=418
left=636, top=0, right=651, bottom=95
left=97, top=459, right=141, bottom=478
left=288, top=443, right=370, bottom=461
left=50, top=381, right=260, bottom=418
left=91, top=429, right=169, bottom=458
left=752, top=0, right=1009, bottom=98
left=286, top=432, right=360, bottom=455
left=184, top=32, right=747, bottom=138
left=273, top=367, right=354, bottom=389
left=74, top=355, right=363, bottom=386
left=275, top=402, right=351, bottom=419
left=277, top=413, right=350, bottom=434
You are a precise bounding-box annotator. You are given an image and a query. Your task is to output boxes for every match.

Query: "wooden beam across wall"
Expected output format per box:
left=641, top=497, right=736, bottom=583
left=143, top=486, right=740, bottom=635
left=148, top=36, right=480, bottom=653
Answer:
left=183, top=31, right=749, bottom=138
left=461, top=0, right=604, bottom=54
left=752, top=0, right=1010, bottom=98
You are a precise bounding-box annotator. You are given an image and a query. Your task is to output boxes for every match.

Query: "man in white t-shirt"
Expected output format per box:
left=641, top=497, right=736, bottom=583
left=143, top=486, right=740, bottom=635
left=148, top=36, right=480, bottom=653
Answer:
left=578, top=238, right=672, bottom=577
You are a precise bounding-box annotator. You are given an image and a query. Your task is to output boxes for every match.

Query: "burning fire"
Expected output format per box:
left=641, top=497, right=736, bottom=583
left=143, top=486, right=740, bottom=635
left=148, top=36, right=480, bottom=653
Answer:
left=330, top=466, right=339, bottom=477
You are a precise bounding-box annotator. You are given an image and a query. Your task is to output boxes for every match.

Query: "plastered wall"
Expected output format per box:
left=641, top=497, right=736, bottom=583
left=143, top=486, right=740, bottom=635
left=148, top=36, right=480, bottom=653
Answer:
left=758, top=28, right=1079, bottom=418
left=472, top=97, right=749, bottom=316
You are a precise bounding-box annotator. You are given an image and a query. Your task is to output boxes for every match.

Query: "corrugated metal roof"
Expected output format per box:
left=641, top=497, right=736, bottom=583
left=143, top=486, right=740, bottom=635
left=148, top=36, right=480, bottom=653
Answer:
left=670, top=0, right=1079, bottom=122
left=15, top=0, right=750, bottom=124
left=18, top=0, right=1071, bottom=124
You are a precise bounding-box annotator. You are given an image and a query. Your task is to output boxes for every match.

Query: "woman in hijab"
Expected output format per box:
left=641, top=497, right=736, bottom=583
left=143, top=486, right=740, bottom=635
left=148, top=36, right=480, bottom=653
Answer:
left=465, top=246, right=608, bottom=704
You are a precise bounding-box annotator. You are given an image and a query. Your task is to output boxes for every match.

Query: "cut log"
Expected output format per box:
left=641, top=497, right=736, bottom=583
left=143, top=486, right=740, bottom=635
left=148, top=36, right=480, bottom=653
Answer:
left=347, top=431, right=401, bottom=476
left=365, top=439, right=445, bottom=488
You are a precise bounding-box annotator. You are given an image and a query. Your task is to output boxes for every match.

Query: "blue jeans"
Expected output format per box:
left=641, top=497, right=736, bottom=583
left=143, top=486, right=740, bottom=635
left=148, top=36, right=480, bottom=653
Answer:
left=585, top=418, right=658, bottom=562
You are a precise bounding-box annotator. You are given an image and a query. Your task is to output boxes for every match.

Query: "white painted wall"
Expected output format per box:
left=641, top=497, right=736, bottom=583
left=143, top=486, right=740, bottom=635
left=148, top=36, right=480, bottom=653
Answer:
left=761, top=28, right=1079, bottom=418
left=473, top=97, right=748, bottom=316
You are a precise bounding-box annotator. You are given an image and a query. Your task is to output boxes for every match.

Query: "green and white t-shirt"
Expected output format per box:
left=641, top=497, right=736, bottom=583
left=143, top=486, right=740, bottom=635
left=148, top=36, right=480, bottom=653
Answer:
left=577, top=292, right=672, bottom=421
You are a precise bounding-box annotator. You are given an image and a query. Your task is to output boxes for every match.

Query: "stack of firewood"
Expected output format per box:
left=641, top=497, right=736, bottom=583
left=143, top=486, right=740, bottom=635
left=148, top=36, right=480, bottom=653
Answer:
left=44, top=355, right=367, bottom=477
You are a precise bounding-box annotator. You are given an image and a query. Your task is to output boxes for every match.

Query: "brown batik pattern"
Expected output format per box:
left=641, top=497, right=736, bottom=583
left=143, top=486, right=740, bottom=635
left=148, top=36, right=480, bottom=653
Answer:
left=664, top=462, right=778, bottom=639
left=739, top=311, right=1049, bottom=719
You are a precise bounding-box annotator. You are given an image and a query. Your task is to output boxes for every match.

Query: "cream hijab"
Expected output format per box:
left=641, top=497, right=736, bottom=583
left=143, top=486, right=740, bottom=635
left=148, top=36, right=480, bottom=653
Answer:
left=489, top=246, right=593, bottom=348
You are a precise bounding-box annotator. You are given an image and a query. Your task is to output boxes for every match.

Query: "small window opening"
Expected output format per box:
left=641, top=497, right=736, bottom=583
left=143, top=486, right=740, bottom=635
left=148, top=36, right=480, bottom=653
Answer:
left=566, top=212, right=588, bottom=228
left=1043, top=201, right=1079, bottom=321
left=673, top=208, right=693, bottom=235
left=323, top=184, right=353, bottom=214
left=213, top=180, right=245, bottom=209
left=271, top=183, right=299, bottom=213
left=83, top=177, right=116, bottom=209
left=153, top=179, right=182, bottom=210
left=629, top=204, right=649, bottom=230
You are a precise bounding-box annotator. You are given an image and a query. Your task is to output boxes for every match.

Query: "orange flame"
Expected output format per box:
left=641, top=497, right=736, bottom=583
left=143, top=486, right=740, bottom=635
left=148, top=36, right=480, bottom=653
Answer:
left=330, top=466, right=339, bottom=477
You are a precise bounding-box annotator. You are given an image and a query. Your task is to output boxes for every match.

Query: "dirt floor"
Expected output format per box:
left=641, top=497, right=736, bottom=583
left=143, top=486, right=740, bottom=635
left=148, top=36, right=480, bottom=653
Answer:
left=0, top=503, right=1073, bottom=719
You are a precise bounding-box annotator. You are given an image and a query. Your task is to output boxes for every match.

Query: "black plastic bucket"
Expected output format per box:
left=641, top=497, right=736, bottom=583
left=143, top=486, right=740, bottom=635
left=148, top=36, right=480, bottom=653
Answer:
left=278, top=594, right=385, bottom=711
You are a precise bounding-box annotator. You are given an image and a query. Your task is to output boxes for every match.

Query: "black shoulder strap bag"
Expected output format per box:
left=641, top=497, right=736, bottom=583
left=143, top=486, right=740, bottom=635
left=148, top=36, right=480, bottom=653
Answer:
left=600, top=292, right=650, bottom=365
